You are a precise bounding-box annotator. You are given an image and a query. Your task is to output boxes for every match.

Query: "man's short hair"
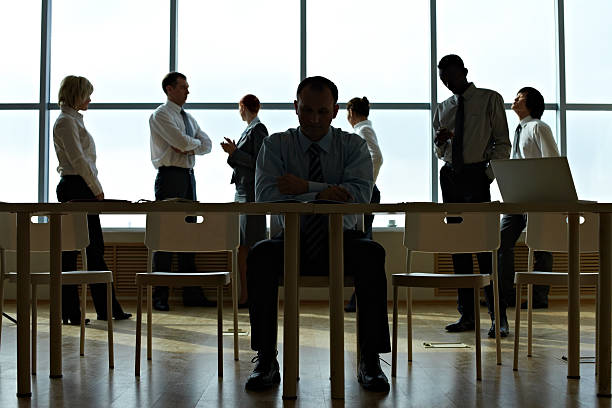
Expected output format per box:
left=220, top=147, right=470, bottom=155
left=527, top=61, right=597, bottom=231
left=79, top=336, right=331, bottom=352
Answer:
left=296, top=76, right=338, bottom=104
left=518, top=86, right=545, bottom=119
left=162, top=72, right=186, bottom=94
left=438, top=54, right=465, bottom=70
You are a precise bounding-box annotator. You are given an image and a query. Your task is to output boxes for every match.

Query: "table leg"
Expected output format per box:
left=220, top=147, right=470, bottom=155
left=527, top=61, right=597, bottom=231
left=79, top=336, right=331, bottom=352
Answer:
left=598, top=212, right=611, bottom=396
left=329, top=214, right=344, bottom=400
left=16, top=212, right=31, bottom=397
left=49, top=214, right=62, bottom=378
left=567, top=213, right=580, bottom=379
left=282, top=213, right=299, bottom=400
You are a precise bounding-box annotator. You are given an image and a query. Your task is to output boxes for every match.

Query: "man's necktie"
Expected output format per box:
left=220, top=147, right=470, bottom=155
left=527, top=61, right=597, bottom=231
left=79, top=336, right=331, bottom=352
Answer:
left=513, top=123, right=522, bottom=157
left=180, top=108, right=194, bottom=137
left=452, top=95, right=464, bottom=171
left=303, top=143, right=326, bottom=263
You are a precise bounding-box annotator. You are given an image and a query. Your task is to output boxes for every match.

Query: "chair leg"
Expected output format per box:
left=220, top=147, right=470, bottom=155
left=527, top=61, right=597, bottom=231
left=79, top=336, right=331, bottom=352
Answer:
left=392, top=285, right=398, bottom=378
left=513, top=282, right=522, bottom=371
left=135, top=284, right=142, bottom=377
left=232, top=273, right=239, bottom=362
left=296, top=287, right=300, bottom=381
left=31, top=284, right=37, bottom=375
left=217, top=286, right=223, bottom=378
left=0, top=269, right=5, bottom=352
left=107, top=282, right=114, bottom=369
left=355, top=296, right=360, bottom=377
left=474, top=287, right=482, bottom=381
left=147, top=285, right=152, bottom=360
left=596, top=282, right=600, bottom=376
left=527, top=284, right=533, bottom=357
left=80, top=283, right=86, bottom=357
left=407, top=287, right=413, bottom=363
left=492, top=283, right=502, bottom=366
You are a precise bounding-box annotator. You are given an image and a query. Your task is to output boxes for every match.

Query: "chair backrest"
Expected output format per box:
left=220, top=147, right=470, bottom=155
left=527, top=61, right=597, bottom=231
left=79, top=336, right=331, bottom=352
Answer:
left=525, top=212, right=599, bottom=252
left=0, top=213, right=89, bottom=252
left=145, top=212, right=239, bottom=252
left=403, top=212, right=500, bottom=253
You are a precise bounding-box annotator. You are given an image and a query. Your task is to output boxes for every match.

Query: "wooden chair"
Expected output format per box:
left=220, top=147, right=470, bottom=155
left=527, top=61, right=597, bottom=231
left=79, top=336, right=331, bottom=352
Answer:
left=391, top=212, right=502, bottom=381
left=513, top=212, right=599, bottom=371
left=0, top=213, right=114, bottom=374
left=134, top=212, right=239, bottom=378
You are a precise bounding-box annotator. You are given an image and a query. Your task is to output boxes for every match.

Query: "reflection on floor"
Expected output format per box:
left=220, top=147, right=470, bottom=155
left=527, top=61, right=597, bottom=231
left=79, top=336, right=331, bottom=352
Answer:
left=0, top=300, right=606, bottom=408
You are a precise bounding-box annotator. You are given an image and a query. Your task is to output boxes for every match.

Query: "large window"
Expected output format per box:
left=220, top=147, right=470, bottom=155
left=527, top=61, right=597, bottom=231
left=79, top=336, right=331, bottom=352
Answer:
left=178, top=0, right=299, bottom=103
left=50, top=0, right=168, bottom=103
left=0, top=1, right=40, bottom=102
left=436, top=0, right=556, bottom=104
left=307, top=0, right=430, bottom=102
left=0, top=112, right=39, bottom=202
left=1, top=1, right=611, bottom=228
left=565, top=0, right=612, bottom=103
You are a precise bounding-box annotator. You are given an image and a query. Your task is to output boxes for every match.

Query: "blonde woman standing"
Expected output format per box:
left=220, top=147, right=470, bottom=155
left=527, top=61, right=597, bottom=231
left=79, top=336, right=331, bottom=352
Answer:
left=53, top=75, right=130, bottom=324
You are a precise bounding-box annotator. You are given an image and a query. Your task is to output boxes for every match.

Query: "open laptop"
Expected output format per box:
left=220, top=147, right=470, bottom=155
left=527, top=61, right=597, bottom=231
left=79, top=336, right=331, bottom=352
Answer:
left=491, top=157, right=579, bottom=202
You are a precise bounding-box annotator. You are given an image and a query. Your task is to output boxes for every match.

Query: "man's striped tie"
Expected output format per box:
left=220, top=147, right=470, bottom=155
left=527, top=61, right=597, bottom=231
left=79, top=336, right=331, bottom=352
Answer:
left=303, top=143, right=327, bottom=263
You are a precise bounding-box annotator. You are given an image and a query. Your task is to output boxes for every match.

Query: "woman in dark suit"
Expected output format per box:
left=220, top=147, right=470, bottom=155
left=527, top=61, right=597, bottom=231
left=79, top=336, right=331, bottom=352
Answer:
left=221, top=94, right=268, bottom=306
left=53, top=75, right=131, bottom=324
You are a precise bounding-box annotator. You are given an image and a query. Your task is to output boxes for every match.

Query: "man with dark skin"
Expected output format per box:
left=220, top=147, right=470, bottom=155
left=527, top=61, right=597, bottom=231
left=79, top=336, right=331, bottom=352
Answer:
left=433, top=55, right=510, bottom=335
left=245, top=76, right=391, bottom=393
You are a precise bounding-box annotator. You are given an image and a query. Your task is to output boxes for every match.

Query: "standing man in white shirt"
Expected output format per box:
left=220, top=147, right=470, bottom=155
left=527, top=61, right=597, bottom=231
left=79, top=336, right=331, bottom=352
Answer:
left=433, top=54, right=511, bottom=334
left=149, top=72, right=214, bottom=311
left=345, top=96, right=383, bottom=312
left=496, top=87, right=559, bottom=335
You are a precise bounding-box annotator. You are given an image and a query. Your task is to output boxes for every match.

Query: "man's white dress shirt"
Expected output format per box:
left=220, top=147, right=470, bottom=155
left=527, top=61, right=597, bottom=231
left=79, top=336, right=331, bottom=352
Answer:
left=512, top=115, right=559, bottom=159
left=149, top=100, right=212, bottom=169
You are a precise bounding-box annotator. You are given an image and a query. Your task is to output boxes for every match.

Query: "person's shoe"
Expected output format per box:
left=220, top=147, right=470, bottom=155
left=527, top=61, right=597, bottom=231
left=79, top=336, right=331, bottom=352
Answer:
left=245, top=352, right=281, bottom=391
left=445, top=316, right=475, bottom=332
left=344, top=292, right=356, bottom=313
left=97, top=312, right=132, bottom=321
left=521, top=300, right=548, bottom=309
left=488, top=314, right=510, bottom=338
left=357, top=353, right=390, bottom=393
left=153, top=299, right=170, bottom=311
left=238, top=300, right=249, bottom=309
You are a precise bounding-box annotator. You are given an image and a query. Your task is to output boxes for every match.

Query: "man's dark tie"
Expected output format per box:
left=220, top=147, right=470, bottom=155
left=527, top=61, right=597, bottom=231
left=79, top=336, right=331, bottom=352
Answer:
left=513, top=123, right=522, bottom=156
left=452, top=95, right=464, bottom=171
left=303, top=143, right=326, bottom=263
left=180, top=108, right=194, bottom=137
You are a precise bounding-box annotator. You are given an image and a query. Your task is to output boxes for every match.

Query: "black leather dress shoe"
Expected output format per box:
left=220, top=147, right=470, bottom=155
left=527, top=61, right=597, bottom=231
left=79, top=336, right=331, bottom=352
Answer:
left=97, top=312, right=133, bottom=321
left=488, top=314, right=509, bottom=338
left=521, top=300, right=548, bottom=309
left=445, top=316, right=475, bottom=332
left=245, top=353, right=281, bottom=391
left=344, top=292, right=356, bottom=313
left=358, top=353, right=390, bottom=393
left=153, top=299, right=170, bottom=311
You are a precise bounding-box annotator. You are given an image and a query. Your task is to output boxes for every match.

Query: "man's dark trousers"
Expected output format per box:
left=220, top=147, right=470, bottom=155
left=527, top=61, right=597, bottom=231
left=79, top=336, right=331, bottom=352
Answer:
left=499, top=214, right=552, bottom=307
left=440, top=162, right=497, bottom=319
left=152, top=166, right=202, bottom=303
left=247, top=229, right=391, bottom=355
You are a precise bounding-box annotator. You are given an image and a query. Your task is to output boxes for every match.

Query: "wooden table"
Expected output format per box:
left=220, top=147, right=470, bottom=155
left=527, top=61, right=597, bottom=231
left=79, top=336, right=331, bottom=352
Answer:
left=1, top=201, right=610, bottom=399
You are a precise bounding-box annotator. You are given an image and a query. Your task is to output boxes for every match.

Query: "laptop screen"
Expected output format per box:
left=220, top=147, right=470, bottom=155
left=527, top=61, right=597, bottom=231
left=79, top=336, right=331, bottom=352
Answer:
left=491, top=157, right=578, bottom=202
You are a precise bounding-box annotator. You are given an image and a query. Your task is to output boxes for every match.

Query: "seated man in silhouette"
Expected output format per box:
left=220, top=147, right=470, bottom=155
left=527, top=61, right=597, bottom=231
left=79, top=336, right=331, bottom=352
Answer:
left=245, top=76, right=390, bottom=393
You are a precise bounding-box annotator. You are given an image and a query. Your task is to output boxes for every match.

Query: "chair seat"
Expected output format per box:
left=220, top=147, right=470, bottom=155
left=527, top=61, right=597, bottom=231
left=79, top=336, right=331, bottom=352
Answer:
left=515, top=271, right=598, bottom=286
left=392, top=272, right=491, bottom=289
left=279, top=275, right=356, bottom=287
left=135, top=271, right=230, bottom=286
left=5, top=271, right=113, bottom=285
